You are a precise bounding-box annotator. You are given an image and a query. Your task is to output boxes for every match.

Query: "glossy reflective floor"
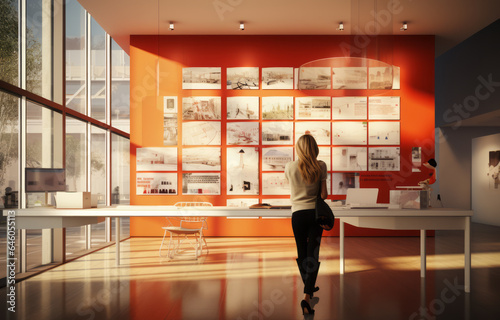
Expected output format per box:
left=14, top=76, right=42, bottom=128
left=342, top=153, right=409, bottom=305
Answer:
left=1, top=222, right=500, bottom=320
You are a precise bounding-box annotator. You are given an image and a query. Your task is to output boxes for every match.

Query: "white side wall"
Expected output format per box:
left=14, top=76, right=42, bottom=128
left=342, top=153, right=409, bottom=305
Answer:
left=472, top=132, right=500, bottom=226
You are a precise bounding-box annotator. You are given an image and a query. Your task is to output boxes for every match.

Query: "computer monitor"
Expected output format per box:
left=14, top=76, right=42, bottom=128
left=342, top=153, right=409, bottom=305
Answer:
left=25, top=168, right=66, bottom=193
left=345, top=188, right=379, bottom=206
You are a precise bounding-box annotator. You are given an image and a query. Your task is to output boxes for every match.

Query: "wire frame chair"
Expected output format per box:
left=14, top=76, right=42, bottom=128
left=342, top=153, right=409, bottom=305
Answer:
left=159, top=202, right=211, bottom=260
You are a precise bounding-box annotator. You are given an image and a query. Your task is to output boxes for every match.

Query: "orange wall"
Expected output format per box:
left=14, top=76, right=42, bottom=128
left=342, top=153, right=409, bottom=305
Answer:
left=129, top=35, right=435, bottom=237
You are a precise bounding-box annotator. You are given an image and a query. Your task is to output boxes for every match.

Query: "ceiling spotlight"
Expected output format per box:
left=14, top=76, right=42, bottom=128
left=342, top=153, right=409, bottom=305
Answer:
left=240, top=22, right=245, bottom=31
left=169, top=22, right=174, bottom=31
left=400, top=22, right=408, bottom=31
left=337, top=22, right=344, bottom=31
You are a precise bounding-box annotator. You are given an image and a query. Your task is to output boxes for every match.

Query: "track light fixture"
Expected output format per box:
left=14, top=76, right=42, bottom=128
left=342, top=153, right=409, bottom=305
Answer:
left=400, top=22, right=408, bottom=31
left=169, top=22, right=174, bottom=31
left=240, top=22, right=245, bottom=31
left=337, top=22, right=344, bottom=31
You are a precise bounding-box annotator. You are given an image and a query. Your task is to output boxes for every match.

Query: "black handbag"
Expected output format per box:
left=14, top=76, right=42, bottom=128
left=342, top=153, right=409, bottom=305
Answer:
left=315, top=181, right=335, bottom=231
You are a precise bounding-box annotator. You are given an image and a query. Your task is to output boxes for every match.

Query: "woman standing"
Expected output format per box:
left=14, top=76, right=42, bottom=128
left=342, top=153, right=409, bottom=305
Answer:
left=285, top=134, right=328, bottom=315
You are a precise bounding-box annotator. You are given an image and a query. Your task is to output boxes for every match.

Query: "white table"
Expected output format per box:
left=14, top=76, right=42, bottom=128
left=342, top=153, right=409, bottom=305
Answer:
left=6, top=206, right=472, bottom=292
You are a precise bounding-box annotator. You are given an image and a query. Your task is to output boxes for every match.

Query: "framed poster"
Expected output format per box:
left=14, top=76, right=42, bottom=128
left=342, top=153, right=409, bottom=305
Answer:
left=227, top=96, right=259, bottom=119
left=332, top=121, right=367, bottom=145
left=182, top=122, right=221, bottom=145
left=182, top=97, right=221, bottom=120
left=262, top=96, right=294, bottom=119
left=262, top=67, right=294, bottom=89
left=182, top=173, right=220, bottom=195
left=182, top=147, right=221, bottom=171
left=227, top=147, right=259, bottom=195
left=227, top=122, right=260, bottom=145
left=136, top=147, right=177, bottom=171
left=332, top=97, right=367, bottom=120
left=227, top=67, right=259, bottom=89
left=182, top=67, right=221, bottom=89
left=295, top=96, right=331, bottom=120
left=136, top=172, right=177, bottom=195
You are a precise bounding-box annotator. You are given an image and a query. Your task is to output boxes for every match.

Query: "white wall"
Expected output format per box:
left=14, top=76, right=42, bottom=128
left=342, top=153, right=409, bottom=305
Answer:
left=472, top=132, right=500, bottom=226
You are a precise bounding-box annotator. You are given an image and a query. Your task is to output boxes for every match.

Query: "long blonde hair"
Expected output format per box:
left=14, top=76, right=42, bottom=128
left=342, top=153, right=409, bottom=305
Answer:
left=296, top=134, right=322, bottom=184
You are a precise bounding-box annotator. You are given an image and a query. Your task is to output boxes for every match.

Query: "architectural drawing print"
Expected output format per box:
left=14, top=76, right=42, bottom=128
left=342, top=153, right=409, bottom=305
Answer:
left=182, top=67, right=221, bottom=89
left=368, top=121, right=400, bottom=145
left=136, top=147, right=177, bottom=171
left=332, top=147, right=368, bottom=171
left=332, top=121, right=367, bottom=145
left=298, top=67, right=331, bottom=89
left=368, top=147, right=400, bottom=171
left=262, top=67, right=294, bottom=89
left=182, top=97, right=221, bottom=120
left=295, top=122, right=331, bottom=145
left=227, top=67, right=259, bottom=89
left=227, top=96, right=259, bottom=119
left=227, top=122, right=260, bottom=145
left=262, top=96, right=294, bottom=119
left=332, top=67, right=367, bottom=89
left=332, top=96, right=367, bottom=120
left=227, top=147, right=259, bottom=195
left=182, top=147, right=221, bottom=171
left=262, top=147, right=293, bottom=171
left=295, top=96, right=331, bottom=120
left=182, top=122, right=221, bottom=145
left=262, top=172, right=290, bottom=195
left=136, top=172, right=177, bottom=195
left=182, top=173, right=220, bottom=195
left=262, top=122, right=294, bottom=145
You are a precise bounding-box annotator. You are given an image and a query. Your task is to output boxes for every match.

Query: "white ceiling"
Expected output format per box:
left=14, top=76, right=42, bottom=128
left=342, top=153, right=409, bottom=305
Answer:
left=80, top=0, right=500, bottom=57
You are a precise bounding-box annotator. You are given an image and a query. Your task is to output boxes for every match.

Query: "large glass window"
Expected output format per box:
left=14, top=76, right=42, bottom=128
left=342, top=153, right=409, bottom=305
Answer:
left=0, top=0, right=19, bottom=86
left=65, top=0, right=86, bottom=113
left=111, top=39, right=130, bottom=133
left=26, top=101, right=63, bottom=207
left=90, top=18, right=106, bottom=122
left=0, top=91, right=19, bottom=278
left=65, top=116, right=86, bottom=192
left=26, top=0, right=53, bottom=100
left=112, top=133, right=130, bottom=239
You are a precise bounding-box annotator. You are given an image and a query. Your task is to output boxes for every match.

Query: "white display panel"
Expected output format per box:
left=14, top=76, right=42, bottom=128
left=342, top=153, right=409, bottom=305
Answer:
left=227, top=147, right=260, bottom=195
left=332, top=121, right=367, bottom=145
left=136, top=172, right=177, bottom=195
left=227, top=96, right=259, bottom=120
left=182, top=173, right=221, bottom=195
left=332, top=147, right=368, bottom=171
left=295, top=122, right=331, bottom=145
left=368, top=147, right=400, bottom=171
left=227, top=198, right=260, bottom=207
left=182, top=122, right=221, bottom=145
left=368, top=121, right=400, bottom=145
left=227, top=67, right=259, bottom=89
left=295, top=96, right=331, bottom=120
left=368, top=96, right=400, bottom=120
left=182, top=147, right=221, bottom=171
left=262, top=122, right=294, bottom=145
left=182, top=67, right=221, bottom=89
left=262, top=67, right=294, bottom=89
left=318, top=147, right=331, bottom=171
left=262, top=96, right=294, bottom=119
left=182, top=97, right=221, bottom=120
left=227, top=122, right=260, bottom=145
left=332, top=97, right=367, bottom=120
left=163, top=119, right=178, bottom=146
left=136, top=147, right=177, bottom=171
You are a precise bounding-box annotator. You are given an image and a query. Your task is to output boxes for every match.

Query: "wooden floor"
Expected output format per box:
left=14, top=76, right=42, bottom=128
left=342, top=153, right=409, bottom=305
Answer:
left=2, top=222, right=500, bottom=320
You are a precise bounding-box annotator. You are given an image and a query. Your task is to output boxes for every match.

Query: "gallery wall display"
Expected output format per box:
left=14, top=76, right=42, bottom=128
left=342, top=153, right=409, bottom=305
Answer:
left=140, top=65, right=404, bottom=199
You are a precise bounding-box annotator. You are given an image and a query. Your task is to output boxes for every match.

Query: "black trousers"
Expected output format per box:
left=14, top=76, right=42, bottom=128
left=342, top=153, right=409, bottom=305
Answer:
left=292, top=209, right=323, bottom=295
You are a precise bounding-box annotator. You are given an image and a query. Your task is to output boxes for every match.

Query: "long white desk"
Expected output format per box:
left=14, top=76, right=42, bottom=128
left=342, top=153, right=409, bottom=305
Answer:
left=5, top=206, right=472, bottom=292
